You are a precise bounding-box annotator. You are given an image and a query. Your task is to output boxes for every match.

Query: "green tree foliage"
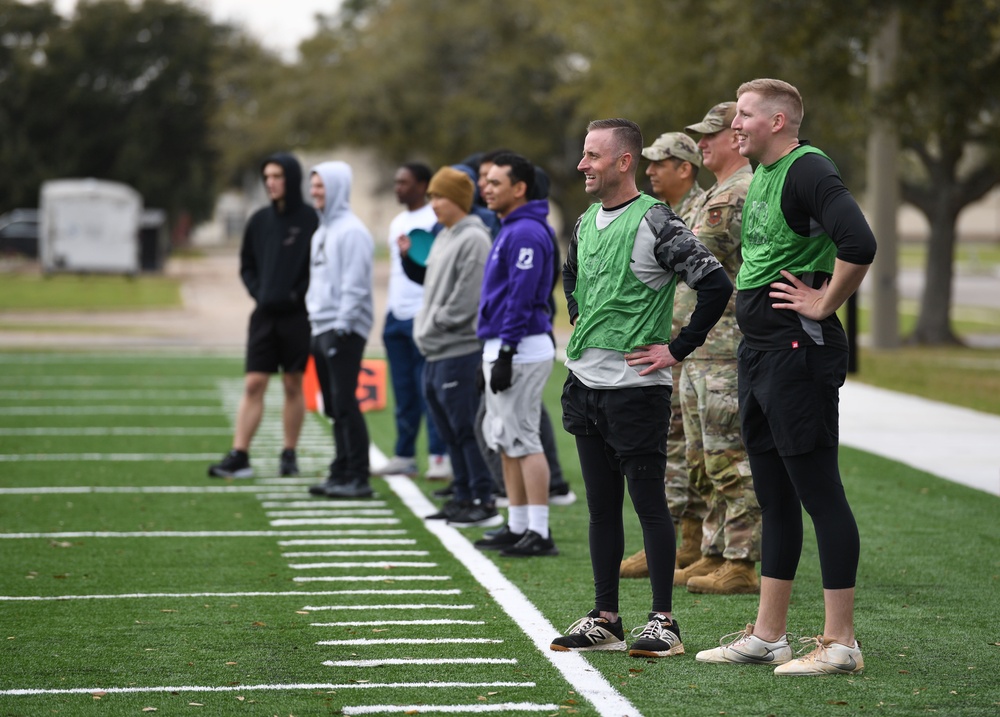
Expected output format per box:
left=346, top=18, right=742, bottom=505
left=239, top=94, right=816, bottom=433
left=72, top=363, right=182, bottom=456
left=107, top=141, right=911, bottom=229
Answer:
left=0, top=0, right=220, bottom=224
left=889, top=0, right=1000, bottom=344
left=296, top=0, right=576, bottom=204
left=0, top=0, right=63, bottom=210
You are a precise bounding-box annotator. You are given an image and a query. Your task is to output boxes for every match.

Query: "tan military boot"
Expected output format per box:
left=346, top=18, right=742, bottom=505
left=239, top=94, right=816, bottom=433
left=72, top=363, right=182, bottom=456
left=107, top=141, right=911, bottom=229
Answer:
left=676, top=517, right=702, bottom=569
left=673, top=555, right=724, bottom=586
left=686, top=559, right=760, bottom=595
left=619, top=549, right=648, bottom=579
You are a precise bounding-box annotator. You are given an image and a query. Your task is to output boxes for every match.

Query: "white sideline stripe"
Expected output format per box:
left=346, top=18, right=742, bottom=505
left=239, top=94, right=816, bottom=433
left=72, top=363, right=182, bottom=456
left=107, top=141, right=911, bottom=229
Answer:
left=0, top=486, right=299, bottom=495
left=0, top=681, right=535, bottom=696
left=289, top=561, right=436, bottom=569
left=311, top=620, right=484, bottom=627
left=342, top=703, right=558, bottom=715
left=0, top=453, right=224, bottom=462
left=0, top=427, right=232, bottom=436
left=278, top=537, right=411, bottom=545
left=0, top=374, right=218, bottom=386
left=261, top=501, right=388, bottom=509
left=385, top=475, right=641, bottom=717
left=0, top=389, right=214, bottom=399
left=301, top=604, right=475, bottom=611
left=282, top=550, right=429, bottom=557
left=0, top=591, right=464, bottom=602
left=256, top=478, right=319, bottom=486
left=294, top=576, right=449, bottom=583
left=325, top=658, right=516, bottom=667
left=267, top=510, right=395, bottom=518
left=0, top=406, right=220, bottom=415
left=318, top=638, right=502, bottom=646
left=0, top=591, right=468, bottom=602
left=0, top=531, right=373, bottom=539
left=271, top=519, right=401, bottom=527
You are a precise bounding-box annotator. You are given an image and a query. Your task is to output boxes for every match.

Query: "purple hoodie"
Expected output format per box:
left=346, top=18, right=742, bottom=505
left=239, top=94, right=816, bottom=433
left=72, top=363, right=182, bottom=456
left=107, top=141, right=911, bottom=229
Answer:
left=476, top=199, right=554, bottom=346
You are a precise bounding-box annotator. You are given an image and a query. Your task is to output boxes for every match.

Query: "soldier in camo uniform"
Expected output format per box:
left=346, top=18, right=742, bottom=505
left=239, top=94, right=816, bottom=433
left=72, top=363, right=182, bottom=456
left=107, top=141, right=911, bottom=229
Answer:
left=671, top=101, right=761, bottom=595
left=620, top=132, right=708, bottom=579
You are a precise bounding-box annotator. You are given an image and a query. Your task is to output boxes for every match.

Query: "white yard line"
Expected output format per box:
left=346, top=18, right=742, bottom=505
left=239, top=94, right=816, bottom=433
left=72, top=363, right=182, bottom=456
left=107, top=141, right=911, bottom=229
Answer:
left=301, top=604, right=476, bottom=611
left=282, top=550, right=429, bottom=557
left=0, top=681, right=536, bottom=696
left=0, top=591, right=459, bottom=602
left=288, top=561, right=436, bottom=569
left=270, top=518, right=401, bottom=527
left=0, top=453, right=226, bottom=461
left=0, top=427, right=232, bottom=436
left=316, top=638, right=503, bottom=646
left=266, top=510, right=395, bottom=518
left=311, top=620, right=484, bottom=627
left=294, top=576, right=448, bottom=583
left=0, top=406, right=221, bottom=415
left=385, top=475, right=642, bottom=717
left=0, top=530, right=403, bottom=539
left=342, top=704, right=558, bottom=715
left=324, top=658, right=517, bottom=667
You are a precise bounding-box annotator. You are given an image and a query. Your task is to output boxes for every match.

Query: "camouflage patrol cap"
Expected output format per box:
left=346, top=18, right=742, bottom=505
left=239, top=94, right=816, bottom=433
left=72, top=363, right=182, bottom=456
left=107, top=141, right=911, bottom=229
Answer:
left=641, top=132, right=702, bottom=167
left=686, top=102, right=737, bottom=134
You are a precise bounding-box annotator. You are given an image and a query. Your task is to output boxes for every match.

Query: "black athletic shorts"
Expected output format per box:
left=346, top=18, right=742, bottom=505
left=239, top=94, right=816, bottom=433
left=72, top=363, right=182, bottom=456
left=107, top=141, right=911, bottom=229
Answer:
left=738, top=343, right=847, bottom=456
left=245, top=307, right=311, bottom=374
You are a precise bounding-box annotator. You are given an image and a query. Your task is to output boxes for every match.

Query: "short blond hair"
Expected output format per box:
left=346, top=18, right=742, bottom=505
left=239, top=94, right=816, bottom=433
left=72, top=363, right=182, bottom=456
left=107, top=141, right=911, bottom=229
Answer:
left=737, top=78, right=803, bottom=132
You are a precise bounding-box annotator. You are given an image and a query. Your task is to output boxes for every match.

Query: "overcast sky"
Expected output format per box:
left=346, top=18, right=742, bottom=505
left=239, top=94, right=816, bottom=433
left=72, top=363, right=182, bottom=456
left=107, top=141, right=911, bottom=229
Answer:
left=31, top=0, right=342, bottom=61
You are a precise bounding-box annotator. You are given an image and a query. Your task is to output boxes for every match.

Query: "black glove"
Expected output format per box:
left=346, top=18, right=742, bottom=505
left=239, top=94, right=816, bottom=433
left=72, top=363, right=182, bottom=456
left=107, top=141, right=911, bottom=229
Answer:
left=475, top=361, right=485, bottom=394
left=490, top=345, right=515, bottom=394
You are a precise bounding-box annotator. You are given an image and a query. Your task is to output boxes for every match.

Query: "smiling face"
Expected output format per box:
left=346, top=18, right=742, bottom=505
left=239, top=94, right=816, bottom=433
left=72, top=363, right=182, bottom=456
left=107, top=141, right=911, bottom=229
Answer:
left=482, top=164, right=525, bottom=218
left=697, top=129, right=737, bottom=174
left=733, top=91, right=776, bottom=164
left=577, top=128, right=623, bottom=201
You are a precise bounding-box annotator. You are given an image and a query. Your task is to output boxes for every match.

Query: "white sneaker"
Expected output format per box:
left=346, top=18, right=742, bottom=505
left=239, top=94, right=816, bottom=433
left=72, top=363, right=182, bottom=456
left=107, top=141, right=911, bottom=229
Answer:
left=696, top=624, right=792, bottom=665
left=370, top=455, right=418, bottom=476
left=424, top=454, right=452, bottom=481
left=773, top=635, right=864, bottom=676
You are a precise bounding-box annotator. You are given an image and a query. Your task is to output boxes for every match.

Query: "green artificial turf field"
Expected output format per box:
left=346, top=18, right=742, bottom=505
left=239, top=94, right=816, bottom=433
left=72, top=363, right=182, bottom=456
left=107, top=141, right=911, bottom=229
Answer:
left=0, top=352, right=997, bottom=716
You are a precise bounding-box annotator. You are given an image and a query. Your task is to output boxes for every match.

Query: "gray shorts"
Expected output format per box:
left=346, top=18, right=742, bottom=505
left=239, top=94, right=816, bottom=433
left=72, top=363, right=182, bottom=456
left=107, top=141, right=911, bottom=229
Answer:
left=482, top=359, right=552, bottom=458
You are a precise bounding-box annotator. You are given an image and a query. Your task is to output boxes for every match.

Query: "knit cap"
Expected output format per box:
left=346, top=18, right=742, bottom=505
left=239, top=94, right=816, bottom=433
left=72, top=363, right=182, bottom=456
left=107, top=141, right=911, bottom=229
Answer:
left=428, top=167, right=474, bottom=213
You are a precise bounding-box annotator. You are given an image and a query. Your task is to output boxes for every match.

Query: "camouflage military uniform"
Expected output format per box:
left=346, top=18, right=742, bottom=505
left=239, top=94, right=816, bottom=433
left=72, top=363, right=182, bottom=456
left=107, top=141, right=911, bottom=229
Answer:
left=663, top=183, right=708, bottom=522
left=680, top=164, right=760, bottom=560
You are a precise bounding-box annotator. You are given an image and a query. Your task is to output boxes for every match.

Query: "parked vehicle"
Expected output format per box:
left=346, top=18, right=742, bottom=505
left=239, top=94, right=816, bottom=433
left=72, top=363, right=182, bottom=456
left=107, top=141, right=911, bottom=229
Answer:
left=0, top=209, right=40, bottom=258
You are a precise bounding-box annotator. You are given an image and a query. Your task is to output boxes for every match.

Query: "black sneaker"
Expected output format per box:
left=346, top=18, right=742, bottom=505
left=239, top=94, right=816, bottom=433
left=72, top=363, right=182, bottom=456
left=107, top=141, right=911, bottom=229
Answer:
left=208, top=450, right=253, bottom=479
left=474, top=524, right=524, bottom=551
left=549, top=482, right=577, bottom=506
left=324, top=478, right=374, bottom=499
left=447, top=500, right=504, bottom=528
left=500, top=529, right=559, bottom=557
left=628, top=613, right=685, bottom=658
left=550, top=609, right=626, bottom=652
left=432, top=482, right=455, bottom=498
left=279, top=449, right=299, bottom=477
left=425, top=499, right=462, bottom=521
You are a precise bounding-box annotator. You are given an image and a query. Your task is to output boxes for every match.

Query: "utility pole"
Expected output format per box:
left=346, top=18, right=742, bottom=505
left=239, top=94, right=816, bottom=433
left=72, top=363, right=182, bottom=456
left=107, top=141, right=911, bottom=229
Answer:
left=867, top=8, right=901, bottom=349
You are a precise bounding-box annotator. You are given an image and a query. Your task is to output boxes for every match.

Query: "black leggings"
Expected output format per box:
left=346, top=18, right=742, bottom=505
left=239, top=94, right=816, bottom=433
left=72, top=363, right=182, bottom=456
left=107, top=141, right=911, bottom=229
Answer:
left=575, top=434, right=676, bottom=614
left=749, top=446, right=859, bottom=589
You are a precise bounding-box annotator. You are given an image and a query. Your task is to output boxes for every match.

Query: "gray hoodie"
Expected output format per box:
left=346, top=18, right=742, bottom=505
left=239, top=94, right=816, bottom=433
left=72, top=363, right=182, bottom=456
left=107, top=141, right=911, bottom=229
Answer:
left=305, top=161, right=374, bottom=338
left=413, top=213, right=491, bottom=360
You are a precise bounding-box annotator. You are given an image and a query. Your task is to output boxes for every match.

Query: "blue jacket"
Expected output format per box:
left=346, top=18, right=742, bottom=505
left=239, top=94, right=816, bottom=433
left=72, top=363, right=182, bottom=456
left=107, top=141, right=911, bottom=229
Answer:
left=476, top=199, right=554, bottom=346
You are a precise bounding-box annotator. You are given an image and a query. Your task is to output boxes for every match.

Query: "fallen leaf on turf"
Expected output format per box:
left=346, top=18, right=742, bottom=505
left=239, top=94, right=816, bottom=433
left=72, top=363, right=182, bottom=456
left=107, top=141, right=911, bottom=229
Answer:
left=477, top=696, right=487, bottom=702
left=252, top=621, right=266, bottom=627
left=827, top=700, right=848, bottom=705
left=488, top=692, right=498, bottom=696
left=142, top=708, right=157, bottom=712
left=236, top=697, right=245, bottom=702
left=161, top=609, right=177, bottom=613
left=225, top=662, right=237, bottom=665
left=188, top=703, right=203, bottom=707
left=295, top=611, right=309, bottom=615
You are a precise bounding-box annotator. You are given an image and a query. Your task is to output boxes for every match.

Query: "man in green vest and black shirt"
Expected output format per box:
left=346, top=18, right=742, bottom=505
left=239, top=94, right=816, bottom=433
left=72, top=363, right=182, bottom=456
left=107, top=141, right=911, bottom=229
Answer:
left=695, top=79, right=876, bottom=676
left=550, top=118, right=732, bottom=658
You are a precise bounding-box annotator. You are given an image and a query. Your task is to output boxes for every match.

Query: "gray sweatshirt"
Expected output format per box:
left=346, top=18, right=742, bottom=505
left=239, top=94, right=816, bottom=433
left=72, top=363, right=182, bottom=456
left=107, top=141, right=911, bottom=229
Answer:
left=305, top=161, right=374, bottom=338
left=413, top=213, right=491, bottom=361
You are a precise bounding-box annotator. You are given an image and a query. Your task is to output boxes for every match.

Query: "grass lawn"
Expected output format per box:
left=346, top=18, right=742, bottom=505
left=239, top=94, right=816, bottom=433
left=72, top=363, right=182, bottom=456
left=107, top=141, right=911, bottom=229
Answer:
left=0, top=273, right=182, bottom=311
left=1, top=352, right=997, bottom=716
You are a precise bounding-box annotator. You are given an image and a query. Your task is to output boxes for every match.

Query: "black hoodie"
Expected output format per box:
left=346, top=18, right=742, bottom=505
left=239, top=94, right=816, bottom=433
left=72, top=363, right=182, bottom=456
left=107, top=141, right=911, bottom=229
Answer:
left=239, top=152, right=318, bottom=313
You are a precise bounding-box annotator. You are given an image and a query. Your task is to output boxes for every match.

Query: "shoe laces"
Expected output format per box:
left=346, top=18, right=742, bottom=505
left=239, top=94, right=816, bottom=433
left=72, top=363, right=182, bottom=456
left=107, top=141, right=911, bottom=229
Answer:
left=565, top=615, right=601, bottom=635
left=719, top=624, right=755, bottom=647
left=630, top=616, right=674, bottom=642
left=792, top=635, right=828, bottom=661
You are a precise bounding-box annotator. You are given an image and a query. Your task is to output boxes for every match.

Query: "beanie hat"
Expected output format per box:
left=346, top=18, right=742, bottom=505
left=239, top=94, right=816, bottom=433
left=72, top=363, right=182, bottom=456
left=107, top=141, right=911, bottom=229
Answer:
left=428, top=167, right=474, bottom=213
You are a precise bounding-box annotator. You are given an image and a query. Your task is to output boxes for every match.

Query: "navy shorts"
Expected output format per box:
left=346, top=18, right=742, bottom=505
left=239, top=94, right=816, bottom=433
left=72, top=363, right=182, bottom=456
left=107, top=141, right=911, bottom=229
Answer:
left=738, top=343, right=847, bottom=456
left=245, top=307, right=311, bottom=374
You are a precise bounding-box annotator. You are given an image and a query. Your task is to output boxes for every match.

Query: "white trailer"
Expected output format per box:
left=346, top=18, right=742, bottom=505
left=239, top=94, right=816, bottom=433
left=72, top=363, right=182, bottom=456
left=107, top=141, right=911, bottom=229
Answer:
left=39, top=179, right=142, bottom=274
